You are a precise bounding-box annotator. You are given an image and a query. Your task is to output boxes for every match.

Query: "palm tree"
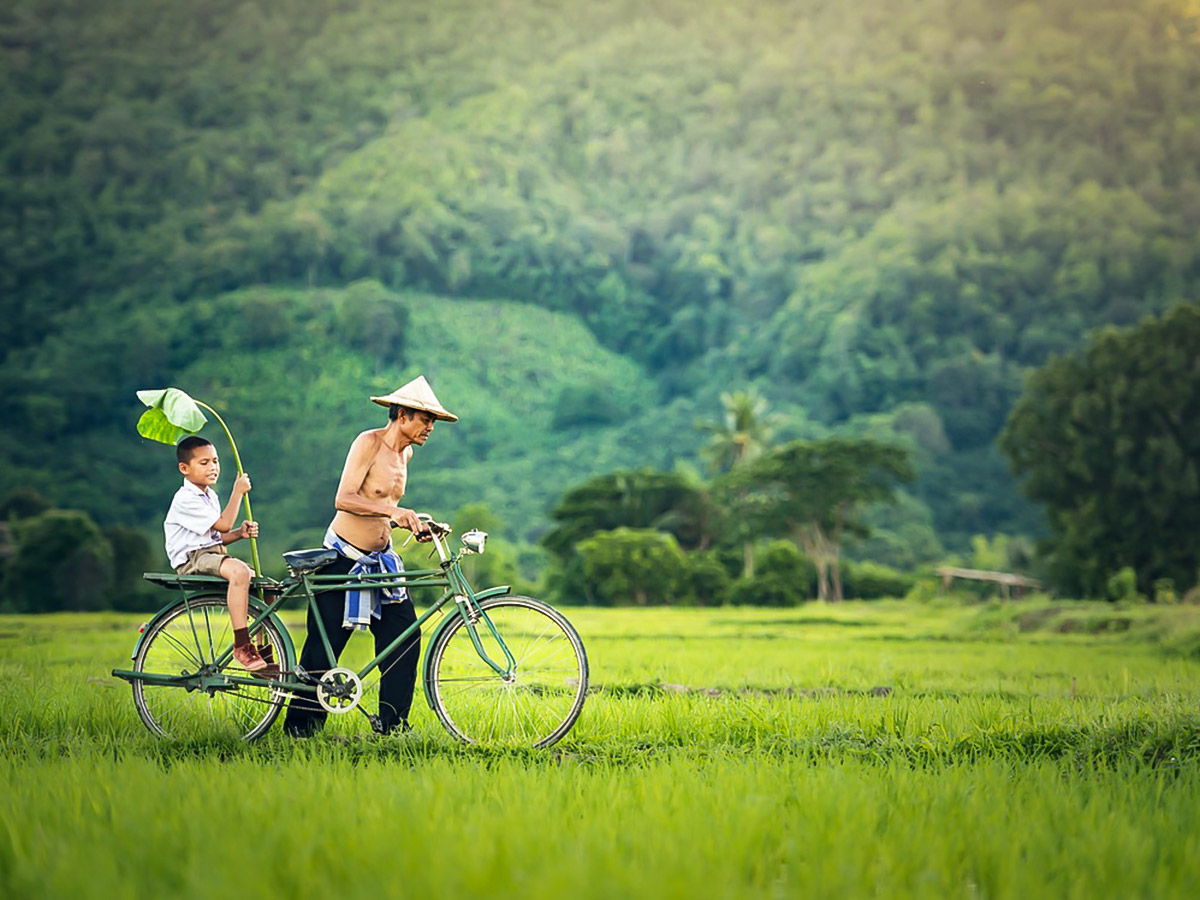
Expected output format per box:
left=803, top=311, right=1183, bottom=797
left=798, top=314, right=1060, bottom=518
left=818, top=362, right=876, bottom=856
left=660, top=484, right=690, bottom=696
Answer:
left=699, top=388, right=777, bottom=577
left=700, top=389, right=776, bottom=473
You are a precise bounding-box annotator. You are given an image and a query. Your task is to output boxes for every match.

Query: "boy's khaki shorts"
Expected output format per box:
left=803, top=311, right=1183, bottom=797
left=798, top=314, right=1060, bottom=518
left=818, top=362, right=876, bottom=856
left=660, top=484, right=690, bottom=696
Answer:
left=175, top=545, right=228, bottom=576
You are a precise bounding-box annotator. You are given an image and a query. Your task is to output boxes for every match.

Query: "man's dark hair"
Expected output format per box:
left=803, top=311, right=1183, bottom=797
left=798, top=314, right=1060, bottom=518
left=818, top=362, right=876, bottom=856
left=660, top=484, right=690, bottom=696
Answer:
left=176, top=435, right=214, bottom=464
left=388, top=404, right=417, bottom=422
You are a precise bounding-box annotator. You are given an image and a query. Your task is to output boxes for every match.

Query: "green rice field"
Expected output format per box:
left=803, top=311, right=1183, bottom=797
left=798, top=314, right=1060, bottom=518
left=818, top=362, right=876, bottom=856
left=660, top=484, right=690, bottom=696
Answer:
left=3, top=599, right=1200, bottom=899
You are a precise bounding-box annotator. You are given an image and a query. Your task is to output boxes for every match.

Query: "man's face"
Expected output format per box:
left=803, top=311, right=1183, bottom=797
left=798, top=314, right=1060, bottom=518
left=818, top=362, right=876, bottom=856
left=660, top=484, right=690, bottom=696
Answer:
left=399, top=409, right=437, bottom=445
left=179, top=445, right=220, bottom=486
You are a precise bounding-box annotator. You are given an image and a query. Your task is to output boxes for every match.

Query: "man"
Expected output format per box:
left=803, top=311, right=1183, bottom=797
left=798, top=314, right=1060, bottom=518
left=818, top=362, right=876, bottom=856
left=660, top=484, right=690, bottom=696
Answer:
left=283, top=375, right=458, bottom=737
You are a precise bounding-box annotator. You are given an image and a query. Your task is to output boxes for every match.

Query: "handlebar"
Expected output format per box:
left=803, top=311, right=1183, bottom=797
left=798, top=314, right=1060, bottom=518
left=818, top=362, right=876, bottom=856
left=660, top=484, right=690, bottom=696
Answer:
left=411, top=513, right=454, bottom=562
left=402, top=515, right=485, bottom=564
left=415, top=513, right=451, bottom=538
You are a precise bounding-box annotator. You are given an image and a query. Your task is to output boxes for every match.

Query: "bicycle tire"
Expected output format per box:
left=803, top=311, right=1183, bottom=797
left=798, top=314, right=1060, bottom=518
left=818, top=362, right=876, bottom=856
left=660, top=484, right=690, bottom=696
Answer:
left=132, top=596, right=288, bottom=741
left=425, top=595, right=588, bottom=748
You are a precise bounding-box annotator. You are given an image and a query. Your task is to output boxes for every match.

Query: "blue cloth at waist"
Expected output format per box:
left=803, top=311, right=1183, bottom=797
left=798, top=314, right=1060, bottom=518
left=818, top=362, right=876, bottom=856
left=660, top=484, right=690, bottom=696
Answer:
left=322, top=526, right=408, bottom=631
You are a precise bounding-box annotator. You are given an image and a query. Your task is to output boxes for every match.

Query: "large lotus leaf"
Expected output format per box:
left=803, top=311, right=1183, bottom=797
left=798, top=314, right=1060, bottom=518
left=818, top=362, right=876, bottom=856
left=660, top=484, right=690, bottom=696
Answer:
left=136, top=388, right=208, bottom=444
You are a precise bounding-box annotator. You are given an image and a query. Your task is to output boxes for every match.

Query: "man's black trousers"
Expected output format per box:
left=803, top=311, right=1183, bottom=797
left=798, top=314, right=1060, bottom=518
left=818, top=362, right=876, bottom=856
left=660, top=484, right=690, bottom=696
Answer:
left=282, top=554, right=420, bottom=736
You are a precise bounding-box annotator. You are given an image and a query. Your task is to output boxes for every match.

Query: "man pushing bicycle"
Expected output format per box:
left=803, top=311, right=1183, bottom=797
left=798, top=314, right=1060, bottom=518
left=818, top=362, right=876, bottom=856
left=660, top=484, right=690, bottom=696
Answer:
left=283, top=375, right=458, bottom=737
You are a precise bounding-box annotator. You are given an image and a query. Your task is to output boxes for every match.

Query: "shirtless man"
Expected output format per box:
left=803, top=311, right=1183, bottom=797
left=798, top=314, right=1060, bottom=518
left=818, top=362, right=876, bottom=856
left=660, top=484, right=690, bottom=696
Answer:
left=283, top=375, right=458, bottom=737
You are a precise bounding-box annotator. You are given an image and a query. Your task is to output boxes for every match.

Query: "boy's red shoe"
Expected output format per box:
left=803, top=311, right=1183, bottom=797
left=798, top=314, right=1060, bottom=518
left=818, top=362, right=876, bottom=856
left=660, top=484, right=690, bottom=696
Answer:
left=254, top=643, right=280, bottom=678
left=232, top=643, right=268, bottom=671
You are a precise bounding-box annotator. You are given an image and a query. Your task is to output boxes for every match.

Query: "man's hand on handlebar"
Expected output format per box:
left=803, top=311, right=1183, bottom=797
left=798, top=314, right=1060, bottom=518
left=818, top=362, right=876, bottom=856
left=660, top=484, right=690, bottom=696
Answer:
left=415, top=514, right=451, bottom=542
left=412, top=513, right=451, bottom=542
left=390, top=507, right=428, bottom=538
left=392, top=510, right=450, bottom=542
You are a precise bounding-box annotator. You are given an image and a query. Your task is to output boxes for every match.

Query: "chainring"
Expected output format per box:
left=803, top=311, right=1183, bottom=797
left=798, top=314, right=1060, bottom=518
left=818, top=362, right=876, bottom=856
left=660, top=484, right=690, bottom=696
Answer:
left=316, top=667, right=364, bottom=714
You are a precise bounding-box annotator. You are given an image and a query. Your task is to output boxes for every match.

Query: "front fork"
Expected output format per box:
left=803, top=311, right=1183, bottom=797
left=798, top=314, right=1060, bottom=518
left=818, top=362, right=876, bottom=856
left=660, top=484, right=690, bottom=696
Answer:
left=452, top=589, right=517, bottom=677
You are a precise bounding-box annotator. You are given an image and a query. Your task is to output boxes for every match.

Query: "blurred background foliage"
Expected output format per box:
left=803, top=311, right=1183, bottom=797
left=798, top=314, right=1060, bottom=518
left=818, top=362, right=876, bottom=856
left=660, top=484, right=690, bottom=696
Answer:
left=2, top=0, right=1200, bottom=607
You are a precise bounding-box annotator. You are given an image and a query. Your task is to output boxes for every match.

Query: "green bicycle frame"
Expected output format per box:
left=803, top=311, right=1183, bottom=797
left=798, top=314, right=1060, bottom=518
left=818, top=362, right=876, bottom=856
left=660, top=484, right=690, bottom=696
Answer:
left=112, top=541, right=518, bottom=705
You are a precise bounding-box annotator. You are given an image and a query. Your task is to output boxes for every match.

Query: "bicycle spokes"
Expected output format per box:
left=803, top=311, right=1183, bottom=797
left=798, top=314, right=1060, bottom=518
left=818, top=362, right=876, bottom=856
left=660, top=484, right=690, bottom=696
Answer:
left=426, top=597, right=588, bottom=748
left=132, top=598, right=287, bottom=741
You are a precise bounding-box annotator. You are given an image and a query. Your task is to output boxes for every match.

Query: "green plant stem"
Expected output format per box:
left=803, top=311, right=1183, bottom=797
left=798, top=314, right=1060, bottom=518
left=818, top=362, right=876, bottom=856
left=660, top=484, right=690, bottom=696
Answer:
left=195, top=401, right=262, bottom=579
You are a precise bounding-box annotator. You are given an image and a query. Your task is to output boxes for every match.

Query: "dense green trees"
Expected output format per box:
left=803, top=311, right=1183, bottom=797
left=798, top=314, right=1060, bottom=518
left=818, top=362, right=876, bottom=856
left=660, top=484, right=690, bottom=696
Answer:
left=542, top=470, right=718, bottom=558
left=541, top=469, right=717, bottom=601
left=543, top=438, right=913, bottom=605
left=4, top=510, right=113, bottom=612
left=0, top=491, right=156, bottom=612
left=576, top=528, right=690, bottom=606
left=701, top=388, right=779, bottom=577
left=1000, top=303, right=1200, bottom=597
left=4, top=0, right=1200, bottom=574
left=728, top=440, right=915, bottom=601
left=699, top=390, right=777, bottom=474
left=728, top=541, right=814, bottom=607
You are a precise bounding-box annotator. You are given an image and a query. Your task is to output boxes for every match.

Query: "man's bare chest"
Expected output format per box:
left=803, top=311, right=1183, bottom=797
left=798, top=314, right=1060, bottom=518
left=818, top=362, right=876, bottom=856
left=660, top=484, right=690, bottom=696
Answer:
left=360, top=455, right=408, bottom=503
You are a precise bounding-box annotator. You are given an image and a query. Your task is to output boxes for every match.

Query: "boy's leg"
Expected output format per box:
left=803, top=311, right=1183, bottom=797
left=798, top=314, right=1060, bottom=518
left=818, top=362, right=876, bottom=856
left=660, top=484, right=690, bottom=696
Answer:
left=218, top=557, right=270, bottom=671
left=370, top=598, right=420, bottom=734
left=284, top=555, right=355, bottom=737
left=219, top=557, right=251, bottom=631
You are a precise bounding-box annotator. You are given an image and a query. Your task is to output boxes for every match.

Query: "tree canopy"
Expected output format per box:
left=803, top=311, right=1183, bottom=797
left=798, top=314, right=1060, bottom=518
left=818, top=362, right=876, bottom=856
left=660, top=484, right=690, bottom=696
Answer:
left=1000, top=302, right=1200, bottom=596
left=3, top=0, right=1200, bottom=568
left=727, top=439, right=915, bottom=600
left=542, top=469, right=718, bottom=558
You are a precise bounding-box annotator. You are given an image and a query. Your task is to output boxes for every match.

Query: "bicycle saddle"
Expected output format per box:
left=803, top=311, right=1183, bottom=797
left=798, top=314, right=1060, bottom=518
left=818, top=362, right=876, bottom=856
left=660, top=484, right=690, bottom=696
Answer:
left=282, top=548, right=339, bottom=572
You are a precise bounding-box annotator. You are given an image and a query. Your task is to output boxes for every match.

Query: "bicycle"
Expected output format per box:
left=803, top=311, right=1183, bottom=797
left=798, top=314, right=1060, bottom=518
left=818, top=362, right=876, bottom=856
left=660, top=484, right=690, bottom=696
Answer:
left=112, top=515, right=589, bottom=747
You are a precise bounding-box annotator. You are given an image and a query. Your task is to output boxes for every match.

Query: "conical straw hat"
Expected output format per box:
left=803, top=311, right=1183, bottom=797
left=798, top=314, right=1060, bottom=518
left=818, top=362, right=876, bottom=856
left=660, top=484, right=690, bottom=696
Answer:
left=370, top=376, right=458, bottom=422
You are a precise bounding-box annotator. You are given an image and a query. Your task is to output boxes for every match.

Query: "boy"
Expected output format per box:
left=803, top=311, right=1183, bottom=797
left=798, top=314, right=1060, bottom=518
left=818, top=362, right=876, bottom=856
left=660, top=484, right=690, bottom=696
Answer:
left=164, top=435, right=274, bottom=674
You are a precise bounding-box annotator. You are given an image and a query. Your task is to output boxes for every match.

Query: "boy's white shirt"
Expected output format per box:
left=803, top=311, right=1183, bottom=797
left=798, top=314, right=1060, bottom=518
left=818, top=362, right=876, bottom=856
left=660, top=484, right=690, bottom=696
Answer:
left=164, top=479, right=224, bottom=568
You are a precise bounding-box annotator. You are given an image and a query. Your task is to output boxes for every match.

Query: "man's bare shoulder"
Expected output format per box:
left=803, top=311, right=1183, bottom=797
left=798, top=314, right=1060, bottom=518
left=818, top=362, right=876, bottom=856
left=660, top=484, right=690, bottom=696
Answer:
left=341, top=429, right=384, bottom=469
left=349, top=428, right=386, bottom=450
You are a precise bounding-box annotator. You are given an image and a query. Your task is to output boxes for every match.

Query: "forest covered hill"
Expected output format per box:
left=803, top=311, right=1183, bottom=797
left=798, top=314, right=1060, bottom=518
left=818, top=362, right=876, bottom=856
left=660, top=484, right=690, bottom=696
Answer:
left=3, top=0, right=1199, bottom=568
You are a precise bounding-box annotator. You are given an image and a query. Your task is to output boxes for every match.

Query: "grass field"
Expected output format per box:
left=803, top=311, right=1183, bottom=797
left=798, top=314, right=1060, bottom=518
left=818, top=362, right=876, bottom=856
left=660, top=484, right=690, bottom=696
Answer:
left=3, top=599, right=1200, bottom=899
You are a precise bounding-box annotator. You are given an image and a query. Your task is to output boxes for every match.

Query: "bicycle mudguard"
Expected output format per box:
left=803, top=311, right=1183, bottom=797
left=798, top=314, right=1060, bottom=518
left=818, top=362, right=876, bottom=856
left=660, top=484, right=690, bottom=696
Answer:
left=420, top=585, right=511, bottom=709
left=127, top=589, right=297, bottom=670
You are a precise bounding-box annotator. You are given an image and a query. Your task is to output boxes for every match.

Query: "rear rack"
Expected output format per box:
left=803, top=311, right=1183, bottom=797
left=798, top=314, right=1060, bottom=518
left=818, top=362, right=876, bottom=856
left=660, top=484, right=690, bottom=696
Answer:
left=142, top=572, right=284, bottom=591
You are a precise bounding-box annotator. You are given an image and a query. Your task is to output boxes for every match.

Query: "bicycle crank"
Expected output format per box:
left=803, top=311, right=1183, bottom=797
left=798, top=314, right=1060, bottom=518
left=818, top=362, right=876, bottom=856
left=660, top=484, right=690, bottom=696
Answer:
left=316, top=667, right=364, bottom=714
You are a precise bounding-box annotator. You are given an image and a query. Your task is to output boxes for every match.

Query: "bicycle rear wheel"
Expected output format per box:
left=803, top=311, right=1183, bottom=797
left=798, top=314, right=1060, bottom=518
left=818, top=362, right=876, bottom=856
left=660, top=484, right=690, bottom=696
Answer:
left=132, top=596, right=288, bottom=741
left=425, top=596, right=588, bottom=748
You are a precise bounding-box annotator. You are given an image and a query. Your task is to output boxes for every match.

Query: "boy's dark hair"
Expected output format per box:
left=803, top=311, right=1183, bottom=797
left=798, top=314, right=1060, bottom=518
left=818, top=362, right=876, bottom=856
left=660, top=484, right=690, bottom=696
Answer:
left=388, top=404, right=416, bottom=422
left=176, top=435, right=214, bottom=464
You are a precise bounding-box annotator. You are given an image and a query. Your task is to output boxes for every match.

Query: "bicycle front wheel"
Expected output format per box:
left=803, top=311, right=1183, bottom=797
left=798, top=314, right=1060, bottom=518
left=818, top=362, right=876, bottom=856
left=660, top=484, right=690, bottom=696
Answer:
left=425, top=596, right=588, bottom=748
left=132, top=596, right=288, bottom=741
